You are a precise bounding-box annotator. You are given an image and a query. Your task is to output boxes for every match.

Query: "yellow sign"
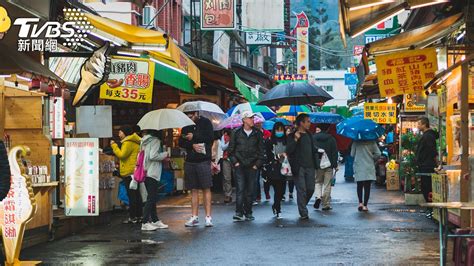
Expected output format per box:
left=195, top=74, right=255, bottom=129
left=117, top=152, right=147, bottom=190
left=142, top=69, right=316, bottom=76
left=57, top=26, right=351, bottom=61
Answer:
left=375, top=48, right=438, bottom=97
left=169, top=41, right=201, bottom=88
left=1, top=146, right=39, bottom=265
left=439, top=85, right=447, bottom=114
left=404, top=92, right=426, bottom=112
left=296, top=27, right=309, bottom=75
left=431, top=173, right=445, bottom=221
left=100, top=56, right=155, bottom=103
left=364, top=103, right=397, bottom=124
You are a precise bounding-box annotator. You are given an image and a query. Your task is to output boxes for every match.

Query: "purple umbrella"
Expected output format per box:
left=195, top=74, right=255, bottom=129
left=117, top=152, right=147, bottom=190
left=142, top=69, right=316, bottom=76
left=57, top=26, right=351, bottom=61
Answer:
left=216, top=114, right=264, bottom=130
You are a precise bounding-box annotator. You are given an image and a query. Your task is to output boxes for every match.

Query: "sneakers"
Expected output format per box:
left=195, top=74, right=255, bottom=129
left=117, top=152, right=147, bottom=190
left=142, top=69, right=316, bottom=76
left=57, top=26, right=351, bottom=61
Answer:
left=245, top=214, right=255, bottom=221
left=322, top=206, right=333, bottom=211
left=233, top=213, right=245, bottom=222
left=151, top=220, right=169, bottom=229
left=141, top=223, right=158, bottom=231
left=300, top=215, right=309, bottom=220
left=205, top=216, right=213, bottom=227
left=314, top=198, right=322, bottom=209
left=252, top=201, right=258, bottom=206
left=276, top=213, right=283, bottom=220
left=184, top=216, right=199, bottom=227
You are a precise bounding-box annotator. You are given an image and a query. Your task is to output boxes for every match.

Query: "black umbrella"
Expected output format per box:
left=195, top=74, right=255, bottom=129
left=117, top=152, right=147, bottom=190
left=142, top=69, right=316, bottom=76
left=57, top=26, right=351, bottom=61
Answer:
left=258, top=82, right=333, bottom=106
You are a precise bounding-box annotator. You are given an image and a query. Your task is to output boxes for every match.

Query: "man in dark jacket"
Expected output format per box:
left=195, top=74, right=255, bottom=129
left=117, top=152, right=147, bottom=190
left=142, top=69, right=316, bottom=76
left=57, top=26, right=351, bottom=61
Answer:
left=313, top=124, right=338, bottom=211
left=0, top=140, right=11, bottom=201
left=416, top=117, right=439, bottom=204
left=286, top=114, right=319, bottom=220
left=179, top=111, right=215, bottom=227
left=228, top=111, right=264, bottom=222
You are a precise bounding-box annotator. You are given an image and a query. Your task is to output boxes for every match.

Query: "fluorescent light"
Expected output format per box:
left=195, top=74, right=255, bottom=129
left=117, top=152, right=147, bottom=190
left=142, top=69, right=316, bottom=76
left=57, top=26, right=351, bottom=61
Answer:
left=456, top=31, right=466, bottom=41
left=150, top=58, right=187, bottom=75
left=88, top=30, right=122, bottom=47
left=117, top=50, right=141, bottom=57
left=351, top=7, right=405, bottom=38
left=0, top=74, right=11, bottom=78
left=79, top=43, right=94, bottom=51
left=387, top=97, right=393, bottom=104
left=82, top=38, right=98, bottom=48
left=16, top=75, right=32, bottom=82
left=349, top=0, right=394, bottom=11
left=409, top=0, right=449, bottom=9
left=132, top=45, right=167, bottom=52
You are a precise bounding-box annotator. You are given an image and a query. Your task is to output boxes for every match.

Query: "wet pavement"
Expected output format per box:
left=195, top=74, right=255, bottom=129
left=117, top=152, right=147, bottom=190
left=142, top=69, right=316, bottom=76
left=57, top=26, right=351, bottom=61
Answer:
left=22, top=167, right=442, bottom=265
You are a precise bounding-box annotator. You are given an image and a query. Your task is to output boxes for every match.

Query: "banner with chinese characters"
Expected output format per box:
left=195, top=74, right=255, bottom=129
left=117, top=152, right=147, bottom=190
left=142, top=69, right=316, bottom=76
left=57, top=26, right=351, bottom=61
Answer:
left=49, top=97, right=64, bottom=139
left=246, top=32, right=272, bottom=45
left=404, top=92, right=427, bottom=112
left=364, top=103, right=397, bottom=124
left=200, top=0, right=236, bottom=30
left=296, top=27, right=309, bottom=75
left=273, top=74, right=308, bottom=82
left=100, top=57, right=155, bottom=103
left=65, top=139, right=99, bottom=216
left=375, top=48, right=438, bottom=97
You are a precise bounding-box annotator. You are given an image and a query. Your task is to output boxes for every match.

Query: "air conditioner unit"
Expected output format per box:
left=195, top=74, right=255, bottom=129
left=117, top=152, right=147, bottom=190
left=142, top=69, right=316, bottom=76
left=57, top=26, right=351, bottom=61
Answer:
left=142, top=5, right=156, bottom=28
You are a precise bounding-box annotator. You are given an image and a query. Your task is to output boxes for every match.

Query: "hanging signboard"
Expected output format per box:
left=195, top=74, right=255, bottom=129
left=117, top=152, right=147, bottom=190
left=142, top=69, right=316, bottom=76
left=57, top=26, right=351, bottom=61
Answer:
left=273, top=74, right=308, bottom=81
left=297, top=27, right=309, bottom=75
left=364, top=16, right=400, bottom=44
left=439, top=85, right=447, bottom=114
left=49, top=97, right=64, bottom=139
left=100, top=56, right=155, bottom=103
left=364, top=103, right=397, bottom=124
left=375, top=48, right=438, bottom=97
left=344, top=73, right=358, bottom=86
left=200, top=0, right=236, bottom=30
left=246, top=32, right=272, bottom=45
left=242, top=0, right=284, bottom=32
left=212, top=31, right=231, bottom=68
left=65, top=138, right=99, bottom=216
left=404, top=92, right=427, bottom=112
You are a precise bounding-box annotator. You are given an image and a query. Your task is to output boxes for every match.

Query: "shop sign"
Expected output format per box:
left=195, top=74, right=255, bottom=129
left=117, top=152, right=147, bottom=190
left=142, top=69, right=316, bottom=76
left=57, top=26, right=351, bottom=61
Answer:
left=49, top=97, right=64, bottom=139
left=0, top=6, right=94, bottom=52
left=212, top=31, right=231, bottom=68
left=375, top=48, right=438, bottom=97
left=296, top=27, right=309, bottom=75
left=246, top=32, right=272, bottom=45
left=241, top=0, right=284, bottom=32
left=99, top=56, right=154, bottom=103
left=344, top=73, right=358, bottom=86
left=1, top=146, right=36, bottom=265
left=200, top=0, right=236, bottom=30
left=431, top=173, right=446, bottom=221
left=404, top=93, right=426, bottom=112
left=273, top=74, right=308, bottom=81
left=439, top=85, right=447, bottom=114
left=364, top=16, right=400, bottom=45
left=65, top=138, right=99, bottom=216
left=364, top=103, right=397, bottom=124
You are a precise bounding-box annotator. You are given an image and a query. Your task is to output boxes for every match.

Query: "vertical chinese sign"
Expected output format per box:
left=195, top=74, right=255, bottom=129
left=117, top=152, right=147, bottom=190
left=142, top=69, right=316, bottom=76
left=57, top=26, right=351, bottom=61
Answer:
left=65, top=139, right=99, bottom=216
left=375, top=48, right=438, bottom=97
left=295, top=12, right=309, bottom=75
left=100, top=57, right=155, bottom=103
left=364, top=103, right=397, bottom=124
left=1, top=146, right=36, bottom=265
left=200, top=0, right=236, bottom=30
left=49, top=97, right=64, bottom=139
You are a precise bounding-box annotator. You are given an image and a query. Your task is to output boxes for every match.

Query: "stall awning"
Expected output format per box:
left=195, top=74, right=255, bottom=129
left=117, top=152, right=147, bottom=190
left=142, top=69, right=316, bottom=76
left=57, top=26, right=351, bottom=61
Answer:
left=339, top=0, right=450, bottom=46
left=153, top=61, right=195, bottom=94
left=234, top=74, right=258, bottom=102
left=367, top=13, right=463, bottom=55
left=191, top=58, right=235, bottom=89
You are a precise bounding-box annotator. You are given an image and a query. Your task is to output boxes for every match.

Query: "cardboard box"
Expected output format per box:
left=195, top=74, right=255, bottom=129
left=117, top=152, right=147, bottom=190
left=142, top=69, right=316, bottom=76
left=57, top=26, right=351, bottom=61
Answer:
left=386, top=170, right=400, bottom=191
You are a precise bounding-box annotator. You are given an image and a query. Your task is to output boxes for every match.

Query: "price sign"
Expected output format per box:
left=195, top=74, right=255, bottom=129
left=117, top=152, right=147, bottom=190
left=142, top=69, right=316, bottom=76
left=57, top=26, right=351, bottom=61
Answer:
left=364, top=103, right=397, bottom=124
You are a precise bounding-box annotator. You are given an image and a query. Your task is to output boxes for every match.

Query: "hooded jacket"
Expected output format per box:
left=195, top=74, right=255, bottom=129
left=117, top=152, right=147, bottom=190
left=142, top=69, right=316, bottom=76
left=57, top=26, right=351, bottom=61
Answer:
left=0, top=141, right=11, bottom=201
left=416, top=129, right=439, bottom=171
left=313, top=132, right=338, bottom=169
left=111, top=133, right=141, bottom=177
left=141, top=135, right=168, bottom=181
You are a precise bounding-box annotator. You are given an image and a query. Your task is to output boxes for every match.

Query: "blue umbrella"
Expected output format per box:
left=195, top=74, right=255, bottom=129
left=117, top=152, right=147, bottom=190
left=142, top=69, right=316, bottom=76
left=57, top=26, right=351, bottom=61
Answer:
left=309, top=112, right=344, bottom=124
left=262, top=120, right=276, bottom=130
left=336, top=117, right=385, bottom=141
left=270, top=117, right=292, bottom=126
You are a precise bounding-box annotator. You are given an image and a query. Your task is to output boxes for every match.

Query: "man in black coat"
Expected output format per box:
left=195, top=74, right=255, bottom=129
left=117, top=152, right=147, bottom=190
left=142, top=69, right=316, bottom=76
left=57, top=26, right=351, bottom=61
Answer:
left=416, top=117, right=439, bottom=204
left=0, top=140, right=11, bottom=201
left=228, top=111, right=264, bottom=222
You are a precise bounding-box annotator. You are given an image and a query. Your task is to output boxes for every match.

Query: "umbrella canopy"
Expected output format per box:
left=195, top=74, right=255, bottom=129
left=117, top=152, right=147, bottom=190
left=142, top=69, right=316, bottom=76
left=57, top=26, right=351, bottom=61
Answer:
left=277, top=105, right=311, bottom=117
left=262, top=120, right=276, bottom=131
left=270, top=117, right=292, bottom=126
left=177, top=101, right=227, bottom=129
left=336, top=117, right=385, bottom=141
left=227, top=102, right=276, bottom=120
left=258, top=82, right=333, bottom=106
left=216, top=114, right=265, bottom=130
left=138, top=109, right=195, bottom=131
left=309, top=112, right=344, bottom=124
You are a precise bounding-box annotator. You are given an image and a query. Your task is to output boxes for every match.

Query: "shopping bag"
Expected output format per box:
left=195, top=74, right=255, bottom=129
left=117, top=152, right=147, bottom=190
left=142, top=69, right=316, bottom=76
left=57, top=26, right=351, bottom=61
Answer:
left=118, top=181, right=129, bottom=206
left=129, top=178, right=138, bottom=190
left=319, top=149, right=331, bottom=169
left=139, top=182, right=148, bottom=203
left=133, top=150, right=147, bottom=183
left=280, top=157, right=293, bottom=177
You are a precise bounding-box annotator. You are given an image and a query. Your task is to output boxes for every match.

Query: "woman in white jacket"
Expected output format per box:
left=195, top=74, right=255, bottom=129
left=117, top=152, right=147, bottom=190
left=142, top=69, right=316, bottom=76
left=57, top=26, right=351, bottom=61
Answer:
left=141, top=130, right=170, bottom=231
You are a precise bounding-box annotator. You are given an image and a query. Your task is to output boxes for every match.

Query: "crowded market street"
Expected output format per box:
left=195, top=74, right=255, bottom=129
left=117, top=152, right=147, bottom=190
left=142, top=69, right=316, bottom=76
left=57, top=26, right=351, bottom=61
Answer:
left=21, top=168, right=441, bottom=265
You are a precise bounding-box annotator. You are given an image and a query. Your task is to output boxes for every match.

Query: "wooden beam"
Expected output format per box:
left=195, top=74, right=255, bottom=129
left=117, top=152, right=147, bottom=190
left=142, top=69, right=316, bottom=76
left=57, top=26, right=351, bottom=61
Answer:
left=460, top=62, right=470, bottom=227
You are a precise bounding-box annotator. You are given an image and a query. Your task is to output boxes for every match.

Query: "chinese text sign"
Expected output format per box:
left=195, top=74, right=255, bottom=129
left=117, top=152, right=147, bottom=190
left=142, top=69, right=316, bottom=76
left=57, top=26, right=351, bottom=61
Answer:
left=100, top=57, right=155, bottom=103
left=200, top=0, right=236, bottom=30
left=364, top=103, right=397, bottom=124
left=375, top=48, right=438, bottom=97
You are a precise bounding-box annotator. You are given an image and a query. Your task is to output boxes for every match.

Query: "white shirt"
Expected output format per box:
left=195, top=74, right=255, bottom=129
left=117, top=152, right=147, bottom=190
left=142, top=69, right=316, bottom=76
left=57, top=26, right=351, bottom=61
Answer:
left=244, top=129, right=252, bottom=136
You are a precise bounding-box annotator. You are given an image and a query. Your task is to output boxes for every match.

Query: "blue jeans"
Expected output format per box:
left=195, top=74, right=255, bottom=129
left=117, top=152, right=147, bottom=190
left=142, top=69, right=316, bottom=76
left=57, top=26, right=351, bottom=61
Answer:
left=143, top=177, right=160, bottom=223
left=235, top=166, right=256, bottom=215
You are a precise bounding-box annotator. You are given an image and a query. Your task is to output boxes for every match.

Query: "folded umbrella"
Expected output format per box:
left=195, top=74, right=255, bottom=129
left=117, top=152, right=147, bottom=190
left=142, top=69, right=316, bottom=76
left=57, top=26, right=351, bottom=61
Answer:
left=138, top=109, right=195, bottom=131
left=258, top=82, right=333, bottom=106
left=227, top=102, right=276, bottom=120
left=216, top=114, right=265, bottom=130
left=309, top=112, right=344, bottom=124
left=177, top=101, right=227, bottom=129
left=336, top=117, right=385, bottom=141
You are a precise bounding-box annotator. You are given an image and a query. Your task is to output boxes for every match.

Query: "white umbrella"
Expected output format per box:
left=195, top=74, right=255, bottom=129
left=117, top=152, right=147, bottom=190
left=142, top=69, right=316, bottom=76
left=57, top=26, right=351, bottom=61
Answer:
left=137, top=109, right=195, bottom=131
left=177, top=101, right=227, bottom=129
